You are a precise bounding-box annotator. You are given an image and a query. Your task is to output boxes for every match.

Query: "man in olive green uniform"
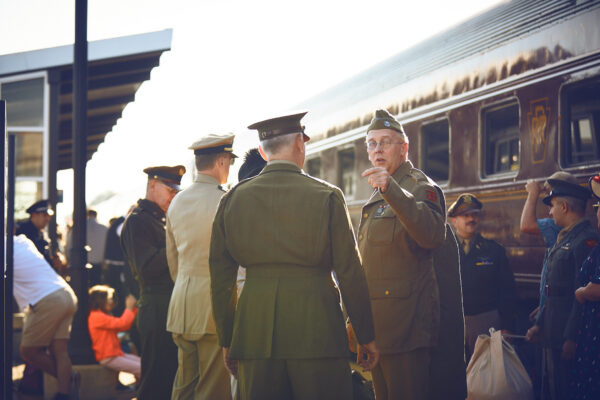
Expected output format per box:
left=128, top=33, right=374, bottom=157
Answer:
left=121, top=165, right=184, bottom=400
left=358, top=109, right=445, bottom=400
left=448, top=194, right=517, bottom=361
left=166, top=134, right=237, bottom=400
left=209, top=111, right=379, bottom=400
left=525, top=180, right=598, bottom=400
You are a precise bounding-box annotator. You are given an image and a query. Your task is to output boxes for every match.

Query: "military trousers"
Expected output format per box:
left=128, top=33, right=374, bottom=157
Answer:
left=137, top=293, right=178, bottom=400
left=371, top=347, right=431, bottom=400
left=541, top=347, right=572, bottom=400
left=171, top=333, right=232, bottom=400
left=237, top=357, right=352, bottom=400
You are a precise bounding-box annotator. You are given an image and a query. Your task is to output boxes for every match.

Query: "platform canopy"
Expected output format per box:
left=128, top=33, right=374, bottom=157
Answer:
left=0, top=29, right=172, bottom=170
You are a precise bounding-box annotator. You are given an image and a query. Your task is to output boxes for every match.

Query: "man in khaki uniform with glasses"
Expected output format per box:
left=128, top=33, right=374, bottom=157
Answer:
left=358, top=109, right=446, bottom=400
left=166, top=133, right=237, bottom=399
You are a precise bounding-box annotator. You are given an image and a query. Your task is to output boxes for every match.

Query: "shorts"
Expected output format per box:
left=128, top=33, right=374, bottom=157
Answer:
left=21, top=287, right=78, bottom=347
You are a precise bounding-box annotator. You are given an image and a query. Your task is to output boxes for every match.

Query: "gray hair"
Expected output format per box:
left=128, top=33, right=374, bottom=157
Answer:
left=261, top=133, right=301, bottom=157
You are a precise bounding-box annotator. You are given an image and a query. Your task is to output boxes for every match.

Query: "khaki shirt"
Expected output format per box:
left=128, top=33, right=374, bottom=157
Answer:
left=166, top=174, right=225, bottom=335
left=357, top=160, right=445, bottom=353
left=210, top=162, right=375, bottom=359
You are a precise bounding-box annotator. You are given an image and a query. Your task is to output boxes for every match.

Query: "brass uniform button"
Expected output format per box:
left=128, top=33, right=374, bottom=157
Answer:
left=385, top=290, right=390, bottom=296
left=363, top=213, right=368, bottom=218
left=358, top=234, right=363, bottom=240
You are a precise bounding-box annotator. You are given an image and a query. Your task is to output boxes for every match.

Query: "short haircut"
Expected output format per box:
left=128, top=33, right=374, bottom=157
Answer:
left=87, top=209, right=97, bottom=218
left=195, top=152, right=223, bottom=171
left=88, top=285, right=115, bottom=311
left=261, top=133, right=300, bottom=156
left=555, top=196, right=586, bottom=215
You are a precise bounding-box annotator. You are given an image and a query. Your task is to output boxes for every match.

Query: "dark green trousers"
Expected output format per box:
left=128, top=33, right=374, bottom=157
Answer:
left=137, top=293, right=178, bottom=400
left=371, top=348, right=431, bottom=400
left=238, top=358, right=352, bottom=400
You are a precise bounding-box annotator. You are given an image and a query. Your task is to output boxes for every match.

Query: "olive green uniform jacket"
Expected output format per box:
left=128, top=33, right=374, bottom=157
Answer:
left=357, top=160, right=445, bottom=354
left=430, top=224, right=467, bottom=400
left=209, top=162, right=375, bottom=360
left=120, top=198, right=177, bottom=400
left=536, top=219, right=599, bottom=349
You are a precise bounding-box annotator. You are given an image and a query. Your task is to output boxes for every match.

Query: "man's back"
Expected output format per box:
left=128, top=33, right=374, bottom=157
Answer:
left=210, top=161, right=374, bottom=359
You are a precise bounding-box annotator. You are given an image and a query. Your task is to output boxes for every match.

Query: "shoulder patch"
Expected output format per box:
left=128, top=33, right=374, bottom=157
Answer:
left=586, top=239, right=598, bottom=249
left=425, top=189, right=438, bottom=202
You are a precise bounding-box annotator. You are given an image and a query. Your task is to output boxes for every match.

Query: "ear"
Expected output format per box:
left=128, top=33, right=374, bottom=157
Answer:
left=258, top=145, right=269, bottom=161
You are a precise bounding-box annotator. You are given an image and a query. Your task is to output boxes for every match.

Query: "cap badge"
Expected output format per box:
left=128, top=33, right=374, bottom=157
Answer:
left=464, top=195, right=472, bottom=203
left=384, top=121, right=391, bottom=127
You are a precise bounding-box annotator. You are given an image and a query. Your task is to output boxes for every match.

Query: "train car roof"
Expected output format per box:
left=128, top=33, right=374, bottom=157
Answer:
left=300, top=0, right=600, bottom=147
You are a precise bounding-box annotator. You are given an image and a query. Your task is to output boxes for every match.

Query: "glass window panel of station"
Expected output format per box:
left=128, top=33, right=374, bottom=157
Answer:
left=15, top=180, right=43, bottom=220
left=14, top=131, right=44, bottom=177
left=0, top=78, right=44, bottom=127
left=421, top=119, right=449, bottom=183
left=306, top=157, right=322, bottom=179
left=562, top=79, right=600, bottom=166
left=483, top=103, right=520, bottom=176
left=338, top=148, right=355, bottom=199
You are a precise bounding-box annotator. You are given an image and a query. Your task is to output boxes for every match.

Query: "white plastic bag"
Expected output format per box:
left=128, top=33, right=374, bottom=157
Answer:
left=466, top=328, right=534, bottom=400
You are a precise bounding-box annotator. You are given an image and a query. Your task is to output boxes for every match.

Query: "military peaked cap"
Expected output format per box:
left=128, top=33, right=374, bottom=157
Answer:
left=366, top=109, right=407, bottom=137
left=247, top=111, right=310, bottom=142
left=26, top=199, right=54, bottom=215
left=542, top=179, right=590, bottom=206
left=143, top=165, right=186, bottom=190
left=590, top=174, right=600, bottom=201
left=238, top=148, right=266, bottom=181
left=189, top=133, right=238, bottom=158
left=447, top=193, right=482, bottom=217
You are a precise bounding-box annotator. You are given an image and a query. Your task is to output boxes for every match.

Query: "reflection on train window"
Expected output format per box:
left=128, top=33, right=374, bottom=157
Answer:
left=338, top=149, right=355, bottom=199
left=563, top=80, right=600, bottom=166
left=421, top=119, right=449, bottom=183
left=306, top=157, right=322, bottom=179
left=483, top=103, right=520, bottom=176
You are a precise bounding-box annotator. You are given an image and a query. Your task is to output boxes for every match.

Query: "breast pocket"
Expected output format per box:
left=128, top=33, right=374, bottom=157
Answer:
left=367, top=215, right=396, bottom=246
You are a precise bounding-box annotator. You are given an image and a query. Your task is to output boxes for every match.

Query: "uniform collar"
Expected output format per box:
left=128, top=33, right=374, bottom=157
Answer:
left=137, top=198, right=166, bottom=219
left=194, top=173, right=220, bottom=185
left=260, top=161, right=302, bottom=175
left=556, top=218, right=589, bottom=245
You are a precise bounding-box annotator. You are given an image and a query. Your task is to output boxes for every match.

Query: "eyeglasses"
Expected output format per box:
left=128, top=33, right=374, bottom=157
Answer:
left=365, top=139, right=405, bottom=151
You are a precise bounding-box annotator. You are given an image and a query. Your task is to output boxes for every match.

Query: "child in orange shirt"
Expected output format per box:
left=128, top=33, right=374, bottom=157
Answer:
left=88, top=285, right=140, bottom=381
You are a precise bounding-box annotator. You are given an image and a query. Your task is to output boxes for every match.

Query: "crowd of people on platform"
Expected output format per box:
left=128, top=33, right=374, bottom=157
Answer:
left=10, top=109, right=600, bottom=400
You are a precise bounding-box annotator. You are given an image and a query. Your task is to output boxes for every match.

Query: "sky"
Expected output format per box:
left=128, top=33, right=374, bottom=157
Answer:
left=1, top=0, right=504, bottom=225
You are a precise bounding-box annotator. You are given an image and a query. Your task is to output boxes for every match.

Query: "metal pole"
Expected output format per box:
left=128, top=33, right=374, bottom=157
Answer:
left=48, top=70, right=60, bottom=256
left=6, top=132, right=16, bottom=399
left=1, top=99, right=12, bottom=400
left=68, top=0, right=94, bottom=364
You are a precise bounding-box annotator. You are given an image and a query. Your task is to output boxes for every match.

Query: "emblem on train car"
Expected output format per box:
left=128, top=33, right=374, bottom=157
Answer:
left=527, top=98, right=550, bottom=164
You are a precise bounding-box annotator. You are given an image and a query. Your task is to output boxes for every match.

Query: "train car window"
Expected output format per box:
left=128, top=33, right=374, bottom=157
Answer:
left=306, top=157, right=322, bottom=179
left=562, top=80, right=600, bottom=166
left=483, top=103, right=520, bottom=176
left=421, top=119, right=449, bottom=183
left=338, top=148, right=355, bottom=199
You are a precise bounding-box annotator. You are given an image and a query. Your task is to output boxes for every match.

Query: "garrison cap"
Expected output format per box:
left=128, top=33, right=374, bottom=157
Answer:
left=590, top=174, right=600, bottom=201
left=366, top=109, right=407, bottom=137
left=189, top=133, right=238, bottom=158
left=238, top=148, right=266, bottom=181
left=143, top=165, right=186, bottom=191
left=247, top=111, right=310, bottom=142
left=543, top=179, right=590, bottom=206
left=447, top=194, right=482, bottom=217
left=26, top=199, right=54, bottom=216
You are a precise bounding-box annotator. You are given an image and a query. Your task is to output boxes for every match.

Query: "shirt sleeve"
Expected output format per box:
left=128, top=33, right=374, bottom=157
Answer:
left=209, top=196, right=239, bottom=348
left=88, top=308, right=138, bottom=332
left=381, top=177, right=445, bottom=250
left=537, top=218, right=561, bottom=248
left=329, top=189, right=375, bottom=345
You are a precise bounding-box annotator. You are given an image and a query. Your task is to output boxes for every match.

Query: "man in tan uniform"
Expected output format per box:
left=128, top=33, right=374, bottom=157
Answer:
left=358, top=109, right=446, bottom=400
left=166, top=134, right=237, bottom=400
left=210, top=111, right=379, bottom=400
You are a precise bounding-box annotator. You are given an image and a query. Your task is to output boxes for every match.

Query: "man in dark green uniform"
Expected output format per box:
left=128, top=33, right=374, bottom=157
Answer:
left=525, top=180, right=598, bottom=400
left=120, top=165, right=185, bottom=399
left=210, top=111, right=379, bottom=400
left=448, top=194, right=517, bottom=361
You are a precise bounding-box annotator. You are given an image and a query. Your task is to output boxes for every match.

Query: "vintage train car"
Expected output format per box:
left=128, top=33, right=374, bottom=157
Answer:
left=301, top=0, right=600, bottom=298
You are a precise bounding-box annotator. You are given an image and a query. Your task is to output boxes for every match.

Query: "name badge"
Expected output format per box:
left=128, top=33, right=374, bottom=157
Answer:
left=375, top=204, right=389, bottom=218
left=475, top=257, right=494, bottom=267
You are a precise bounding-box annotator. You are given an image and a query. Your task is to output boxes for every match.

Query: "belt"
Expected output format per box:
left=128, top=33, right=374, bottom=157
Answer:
left=544, top=285, right=570, bottom=297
